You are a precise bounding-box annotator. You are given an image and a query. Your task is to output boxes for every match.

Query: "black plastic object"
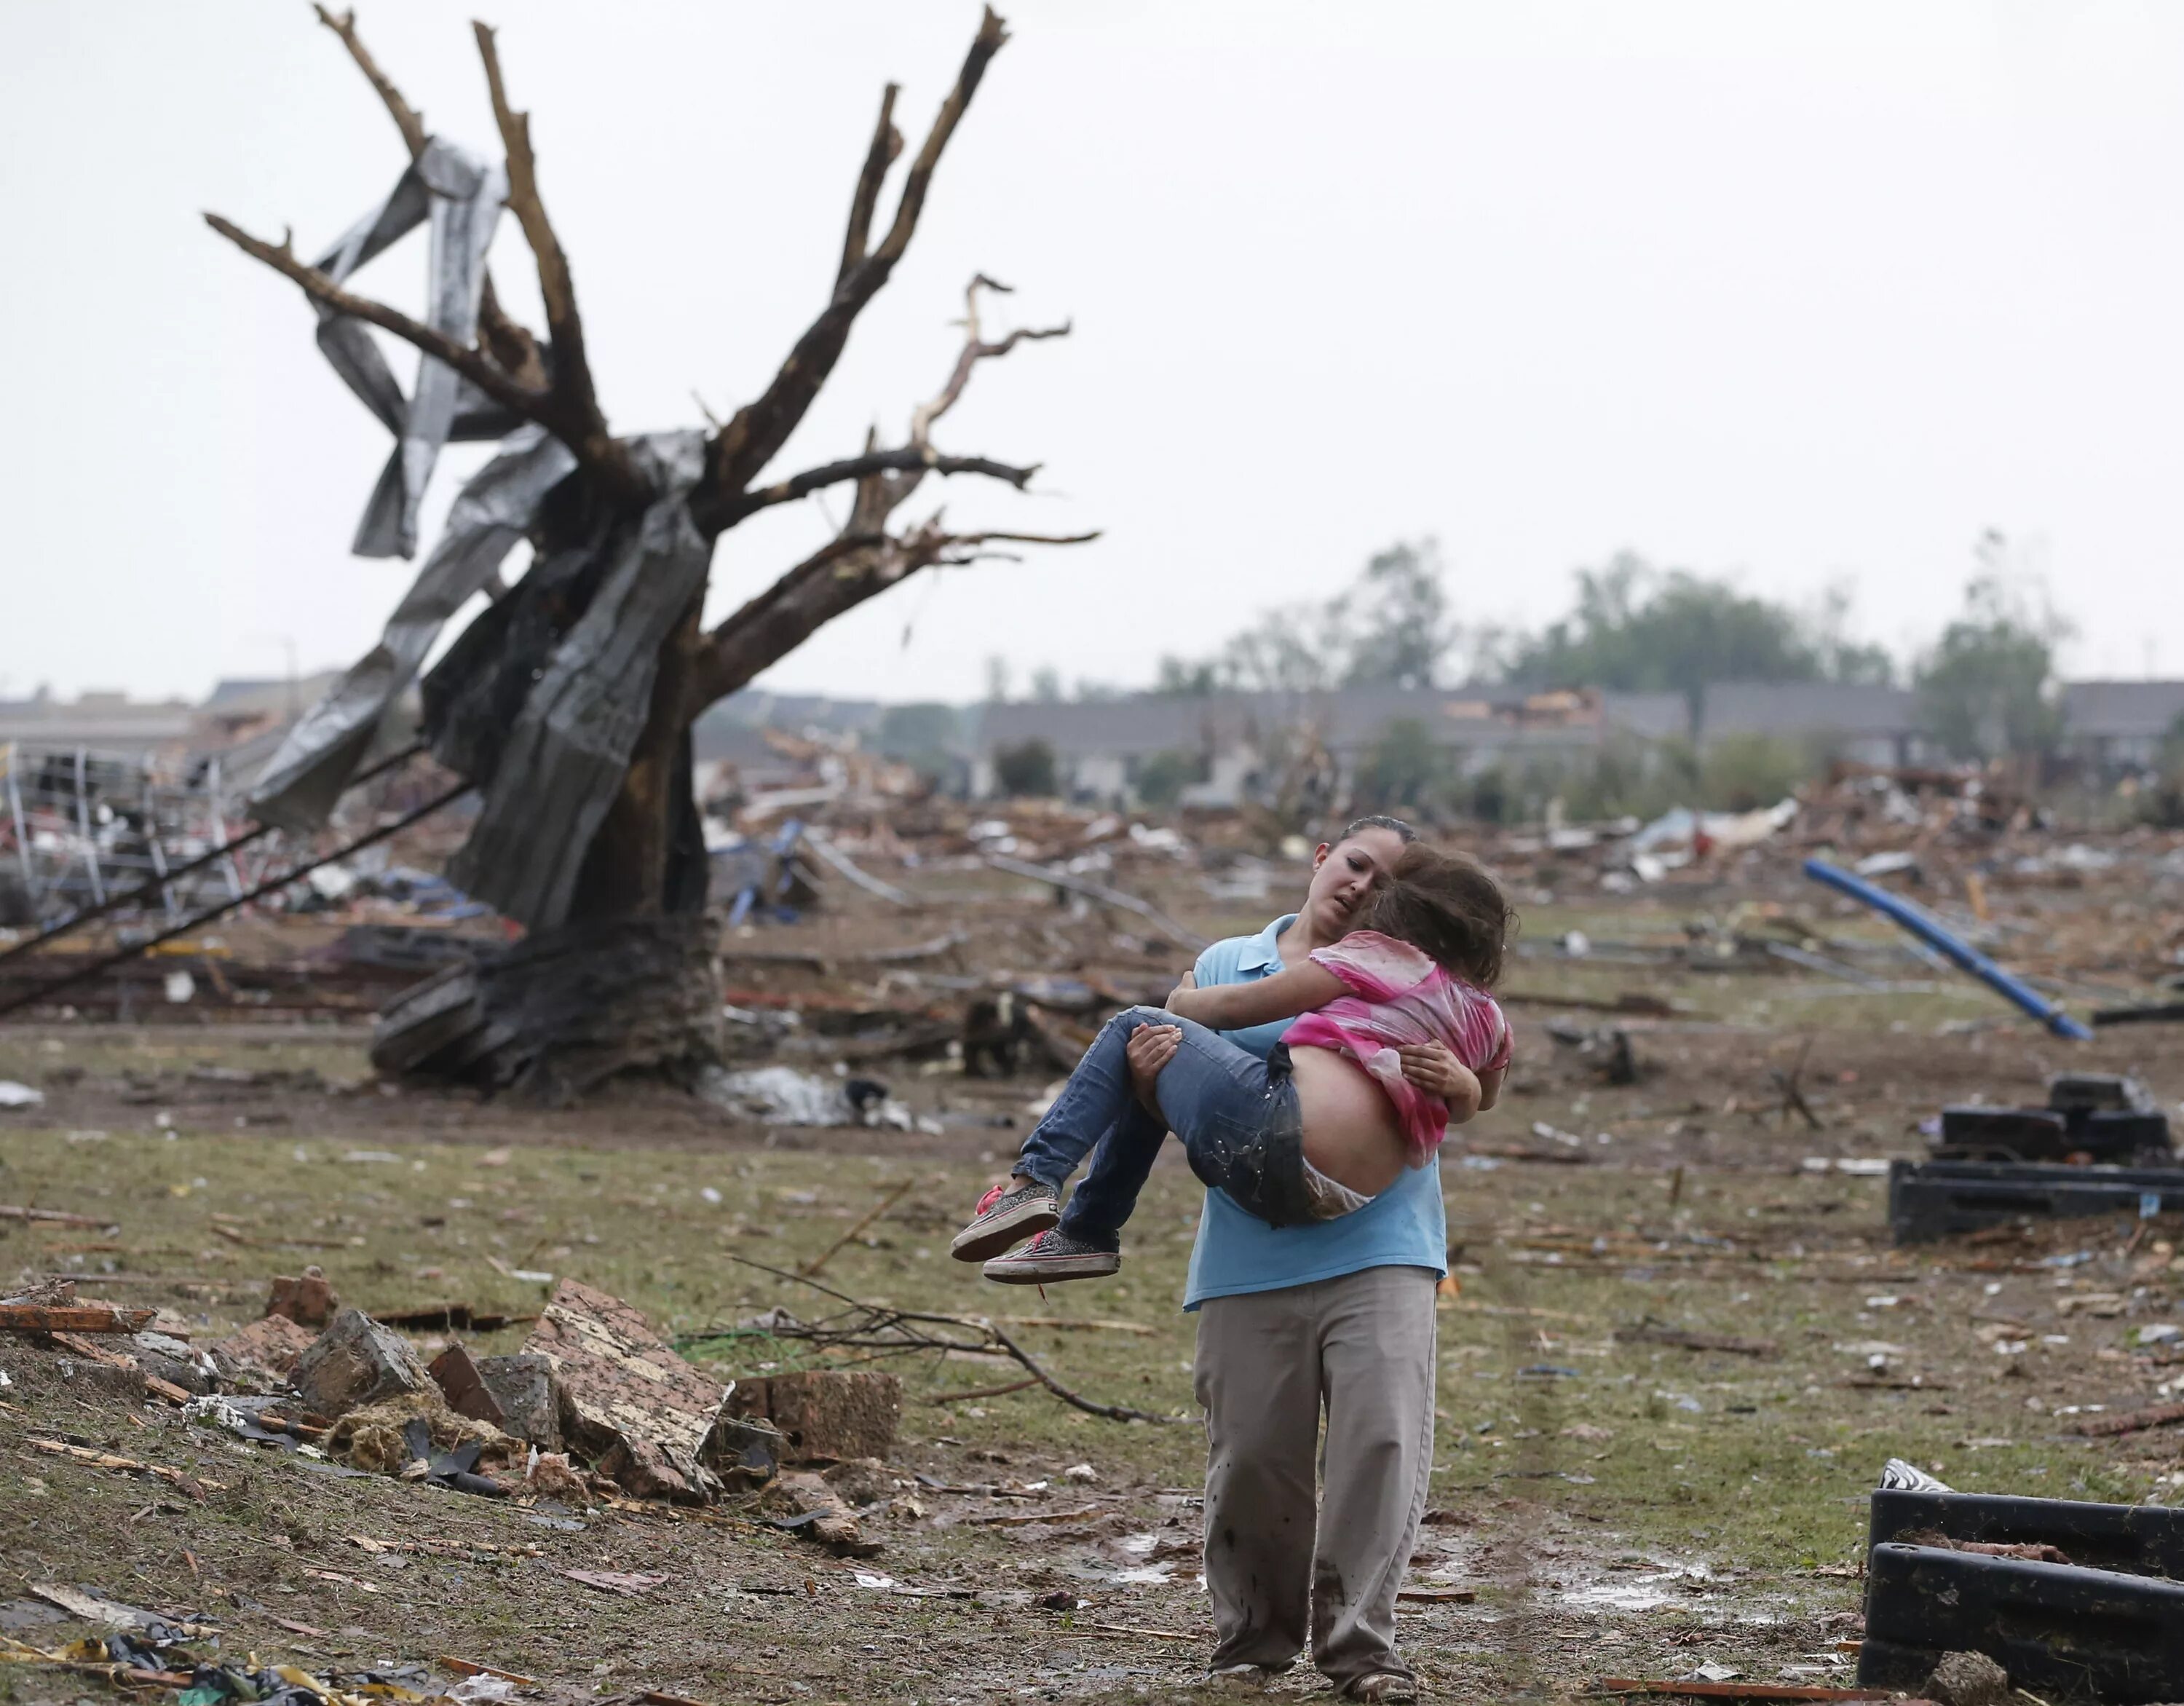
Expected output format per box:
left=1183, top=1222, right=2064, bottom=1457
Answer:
left=1934, top=1106, right=2169, bottom=1166
left=2048, top=1073, right=2148, bottom=1114
left=1870, top=1488, right=2184, bottom=1577
left=1861, top=1542, right=2184, bottom=1702
left=1888, top=1159, right=2184, bottom=1244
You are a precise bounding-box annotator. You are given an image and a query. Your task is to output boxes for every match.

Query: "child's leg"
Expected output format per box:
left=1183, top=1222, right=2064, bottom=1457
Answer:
left=1054, top=1097, right=1168, bottom=1251
left=981, top=1022, right=1304, bottom=1283
left=1012, top=1006, right=1170, bottom=1191
left=953, top=1007, right=1166, bottom=1263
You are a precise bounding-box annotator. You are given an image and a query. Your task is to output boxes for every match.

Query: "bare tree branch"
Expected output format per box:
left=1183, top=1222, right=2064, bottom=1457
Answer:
left=911, top=273, right=1069, bottom=446
left=312, top=5, right=546, bottom=390
left=689, top=520, right=1096, bottom=713
left=205, top=213, right=549, bottom=422
left=838, top=84, right=903, bottom=287
left=312, top=4, right=427, bottom=157
left=697, top=7, right=1010, bottom=521
left=472, top=20, right=620, bottom=474
left=728, top=447, right=1041, bottom=521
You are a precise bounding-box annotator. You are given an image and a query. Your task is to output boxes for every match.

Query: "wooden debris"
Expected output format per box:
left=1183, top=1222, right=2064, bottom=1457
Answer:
left=0, top=1303, right=154, bottom=1335
left=26, top=1437, right=216, bottom=1499
left=28, top=1581, right=218, bottom=1637
left=561, top=1570, right=670, bottom=1597
left=438, top=1659, right=540, bottom=1686
left=928, top=1377, right=1041, bottom=1405
left=968, top=1504, right=1106, bottom=1528
left=990, top=1315, right=1156, bottom=1335
left=0, top=1205, right=106, bottom=1228
left=2076, top=1400, right=2184, bottom=1438
left=1396, top=1586, right=1478, bottom=1603
left=1595, top=1684, right=1888, bottom=1702
left=983, top=853, right=1207, bottom=951
left=1618, top=1323, right=1780, bottom=1359
left=799, top=1177, right=917, bottom=1277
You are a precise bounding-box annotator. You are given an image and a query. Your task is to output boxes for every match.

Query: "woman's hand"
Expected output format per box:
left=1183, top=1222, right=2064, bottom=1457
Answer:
left=1125, top=1022, right=1181, bottom=1118
left=1398, top=1041, right=1481, bottom=1123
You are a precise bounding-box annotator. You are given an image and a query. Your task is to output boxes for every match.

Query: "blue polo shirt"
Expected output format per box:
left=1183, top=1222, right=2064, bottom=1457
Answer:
left=1182, top=913, right=1448, bottom=1309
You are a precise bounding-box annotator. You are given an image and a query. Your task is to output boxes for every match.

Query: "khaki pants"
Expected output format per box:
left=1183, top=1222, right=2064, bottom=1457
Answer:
left=1192, top=1264, right=1439, bottom=1686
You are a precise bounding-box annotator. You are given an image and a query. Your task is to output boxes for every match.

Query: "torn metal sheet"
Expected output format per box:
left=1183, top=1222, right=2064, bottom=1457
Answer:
left=311, top=136, right=511, bottom=558
left=446, top=433, right=711, bottom=929
left=248, top=427, right=577, bottom=830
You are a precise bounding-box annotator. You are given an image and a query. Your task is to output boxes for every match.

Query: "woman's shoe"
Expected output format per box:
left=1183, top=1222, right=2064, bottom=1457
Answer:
left=950, top=1177, right=1060, bottom=1262
left=981, top=1228, right=1121, bottom=1284
left=1342, top=1673, right=1419, bottom=1703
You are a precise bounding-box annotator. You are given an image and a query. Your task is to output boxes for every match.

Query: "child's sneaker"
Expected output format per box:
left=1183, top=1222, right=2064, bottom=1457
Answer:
left=950, top=1177, right=1060, bottom=1263
left=981, top=1228, right=1121, bottom=1284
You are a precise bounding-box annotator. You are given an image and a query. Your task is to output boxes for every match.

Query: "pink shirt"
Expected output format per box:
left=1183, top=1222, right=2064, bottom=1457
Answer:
left=1283, top=929, right=1514, bottom=1166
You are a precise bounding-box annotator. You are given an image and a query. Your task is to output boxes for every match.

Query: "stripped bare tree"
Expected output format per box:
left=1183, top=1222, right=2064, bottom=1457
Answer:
left=208, top=9, right=1091, bottom=1099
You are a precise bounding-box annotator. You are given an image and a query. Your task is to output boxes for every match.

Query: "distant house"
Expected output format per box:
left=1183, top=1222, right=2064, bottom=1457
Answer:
left=969, top=685, right=1693, bottom=807
left=0, top=687, right=196, bottom=754
left=1694, top=681, right=1928, bottom=768
left=2062, top=680, right=2184, bottom=772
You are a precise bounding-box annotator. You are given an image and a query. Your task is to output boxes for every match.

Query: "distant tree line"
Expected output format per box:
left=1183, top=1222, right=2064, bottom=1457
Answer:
left=888, top=529, right=2081, bottom=813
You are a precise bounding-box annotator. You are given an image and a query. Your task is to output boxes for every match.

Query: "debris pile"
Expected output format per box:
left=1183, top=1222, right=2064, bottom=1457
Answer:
left=0, top=1269, right=918, bottom=1529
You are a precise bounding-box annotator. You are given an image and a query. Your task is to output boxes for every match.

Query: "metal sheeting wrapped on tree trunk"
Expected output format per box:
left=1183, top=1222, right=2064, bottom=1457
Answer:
left=446, top=432, right=711, bottom=931
left=247, top=427, right=577, bottom=832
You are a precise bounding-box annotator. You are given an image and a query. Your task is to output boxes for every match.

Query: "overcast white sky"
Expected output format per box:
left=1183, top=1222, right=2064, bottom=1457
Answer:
left=6, top=1, right=2183, bottom=706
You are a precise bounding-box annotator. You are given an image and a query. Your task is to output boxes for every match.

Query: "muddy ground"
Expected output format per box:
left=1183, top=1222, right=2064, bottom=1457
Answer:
left=3, top=871, right=2183, bottom=1704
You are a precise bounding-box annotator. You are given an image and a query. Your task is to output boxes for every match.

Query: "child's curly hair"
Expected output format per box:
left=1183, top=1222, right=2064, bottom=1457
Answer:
left=1361, top=842, right=1517, bottom=988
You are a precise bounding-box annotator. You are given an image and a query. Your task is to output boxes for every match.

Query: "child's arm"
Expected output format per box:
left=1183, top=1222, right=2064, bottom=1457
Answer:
left=1397, top=1044, right=1483, bottom=1121
left=1166, top=961, right=1347, bottom=1031
left=1475, top=1065, right=1505, bottom=1111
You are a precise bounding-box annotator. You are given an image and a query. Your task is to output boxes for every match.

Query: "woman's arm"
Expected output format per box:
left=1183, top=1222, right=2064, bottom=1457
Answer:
left=1166, top=961, right=1347, bottom=1031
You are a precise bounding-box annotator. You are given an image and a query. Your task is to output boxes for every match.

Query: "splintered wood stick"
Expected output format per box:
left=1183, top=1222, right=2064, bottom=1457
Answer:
left=0, top=1205, right=105, bottom=1228
left=927, top=1375, right=1040, bottom=1405
left=989, top=1314, right=1156, bottom=1335
left=799, top=1177, right=916, bottom=1277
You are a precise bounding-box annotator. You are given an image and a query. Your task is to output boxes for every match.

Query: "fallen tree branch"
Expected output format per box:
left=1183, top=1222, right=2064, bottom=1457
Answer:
left=799, top=1177, right=917, bottom=1278
left=927, top=1375, right=1040, bottom=1404
left=724, top=1255, right=1177, bottom=1424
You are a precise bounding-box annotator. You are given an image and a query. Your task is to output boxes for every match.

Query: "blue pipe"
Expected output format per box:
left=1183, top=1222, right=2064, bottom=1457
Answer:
left=1802, top=858, right=2094, bottom=1040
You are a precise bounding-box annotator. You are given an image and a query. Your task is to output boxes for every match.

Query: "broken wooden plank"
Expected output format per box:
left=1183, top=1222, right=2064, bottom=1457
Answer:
left=2076, top=1400, right=2184, bottom=1438
left=0, top=1205, right=106, bottom=1229
left=1618, top=1323, right=1780, bottom=1359
left=0, top=1303, right=156, bottom=1334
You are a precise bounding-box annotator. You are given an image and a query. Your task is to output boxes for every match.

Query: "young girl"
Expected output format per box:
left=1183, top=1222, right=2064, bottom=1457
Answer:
left=951, top=843, right=1515, bottom=1282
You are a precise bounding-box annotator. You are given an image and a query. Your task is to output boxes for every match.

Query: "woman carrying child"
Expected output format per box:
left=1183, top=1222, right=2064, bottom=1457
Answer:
left=951, top=818, right=1515, bottom=1701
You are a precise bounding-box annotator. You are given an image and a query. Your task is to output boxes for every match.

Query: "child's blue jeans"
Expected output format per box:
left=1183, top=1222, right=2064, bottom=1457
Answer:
left=1016, top=1006, right=1313, bottom=1238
